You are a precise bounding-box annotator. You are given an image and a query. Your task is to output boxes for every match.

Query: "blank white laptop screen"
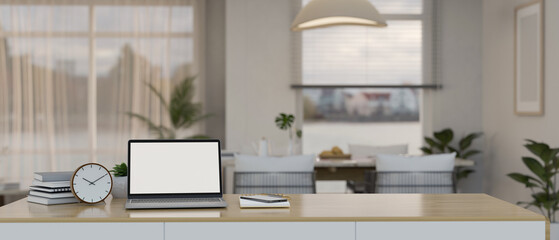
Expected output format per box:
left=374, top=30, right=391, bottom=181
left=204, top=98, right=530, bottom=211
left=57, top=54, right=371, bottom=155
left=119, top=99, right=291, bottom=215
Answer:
left=130, top=142, right=221, bottom=194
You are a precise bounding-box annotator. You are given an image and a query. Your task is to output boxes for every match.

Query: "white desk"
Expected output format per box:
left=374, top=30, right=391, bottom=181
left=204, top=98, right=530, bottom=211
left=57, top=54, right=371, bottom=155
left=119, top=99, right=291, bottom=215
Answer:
left=0, top=194, right=547, bottom=240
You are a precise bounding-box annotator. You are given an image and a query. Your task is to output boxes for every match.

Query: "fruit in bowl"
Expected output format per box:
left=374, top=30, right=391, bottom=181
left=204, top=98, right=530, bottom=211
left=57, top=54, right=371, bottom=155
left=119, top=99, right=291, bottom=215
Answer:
left=319, top=146, right=351, bottom=159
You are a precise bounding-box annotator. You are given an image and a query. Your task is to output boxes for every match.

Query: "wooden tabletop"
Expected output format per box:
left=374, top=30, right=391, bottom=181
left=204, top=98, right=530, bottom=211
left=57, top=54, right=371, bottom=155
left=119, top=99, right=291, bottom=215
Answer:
left=314, top=158, right=475, bottom=168
left=221, top=157, right=475, bottom=168
left=0, top=194, right=545, bottom=223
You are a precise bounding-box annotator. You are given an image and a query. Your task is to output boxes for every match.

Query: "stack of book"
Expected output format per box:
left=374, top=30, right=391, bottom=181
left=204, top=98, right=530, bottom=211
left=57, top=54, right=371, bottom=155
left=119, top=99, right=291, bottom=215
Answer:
left=28, top=171, right=79, bottom=205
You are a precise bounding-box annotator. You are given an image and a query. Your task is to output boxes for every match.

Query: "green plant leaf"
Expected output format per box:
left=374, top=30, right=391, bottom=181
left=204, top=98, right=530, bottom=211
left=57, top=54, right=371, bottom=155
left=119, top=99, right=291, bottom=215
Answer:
left=169, top=76, right=207, bottom=130
left=543, top=199, right=559, bottom=211
left=145, top=82, right=169, bottom=111
left=126, top=112, right=166, bottom=138
left=424, top=137, right=443, bottom=152
left=186, top=134, right=211, bottom=139
left=296, top=129, right=302, bottom=138
left=542, top=148, right=559, bottom=166
left=517, top=201, right=544, bottom=214
left=532, top=192, right=548, bottom=203
left=524, top=140, right=550, bottom=159
left=459, top=132, right=483, bottom=150
left=434, top=128, right=453, bottom=145
left=522, top=157, right=546, bottom=182
left=508, top=173, right=530, bottom=184
left=424, top=137, right=435, bottom=147
left=275, top=113, right=294, bottom=130
left=457, top=169, right=474, bottom=180
left=553, top=155, right=559, bottom=169
left=461, top=150, right=481, bottom=159
left=420, top=147, right=433, bottom=154
left=110, top=163, right=128, bottom=177
left=447, top=146, right=458, bottom=154
left=508, top=173, right=543, bottom=187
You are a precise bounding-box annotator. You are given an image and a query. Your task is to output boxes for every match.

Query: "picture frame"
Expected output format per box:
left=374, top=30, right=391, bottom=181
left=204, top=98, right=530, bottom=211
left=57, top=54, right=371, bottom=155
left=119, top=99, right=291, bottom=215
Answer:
left=514, top=0, right=544, bottom=116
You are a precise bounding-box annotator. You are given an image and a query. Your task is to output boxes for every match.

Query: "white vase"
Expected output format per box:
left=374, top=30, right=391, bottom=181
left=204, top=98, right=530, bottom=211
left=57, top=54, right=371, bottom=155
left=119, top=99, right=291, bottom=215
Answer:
left=287, top=139, right=294, bottom=156
left=111, top=176, right=127, bottom=199
left=551, top=222, right=559, bottom=240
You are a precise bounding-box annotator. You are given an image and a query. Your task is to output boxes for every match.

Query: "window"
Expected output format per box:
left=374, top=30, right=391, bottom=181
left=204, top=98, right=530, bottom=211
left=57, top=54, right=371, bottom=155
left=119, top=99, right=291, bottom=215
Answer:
left=301, top=0, right=430, bottom=155
left=0, top=0, right=202, bottom=185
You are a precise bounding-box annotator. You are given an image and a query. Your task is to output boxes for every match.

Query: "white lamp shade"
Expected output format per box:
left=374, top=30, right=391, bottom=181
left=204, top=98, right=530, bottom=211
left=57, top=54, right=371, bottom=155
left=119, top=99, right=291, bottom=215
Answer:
left=291, top=0, right=387, bottom=31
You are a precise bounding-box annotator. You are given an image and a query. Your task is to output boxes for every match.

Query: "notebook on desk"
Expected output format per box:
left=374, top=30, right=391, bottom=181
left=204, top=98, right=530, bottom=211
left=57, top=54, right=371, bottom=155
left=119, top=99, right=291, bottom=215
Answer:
left=125, top=139, right=227, bottom=209
left=239, top=198, right=290, bottom=208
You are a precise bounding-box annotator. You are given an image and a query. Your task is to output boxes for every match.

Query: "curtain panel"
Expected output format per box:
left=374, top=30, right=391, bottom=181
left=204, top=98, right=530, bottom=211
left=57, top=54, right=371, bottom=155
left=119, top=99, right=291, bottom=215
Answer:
left=0, top=0, right=204, bottom=187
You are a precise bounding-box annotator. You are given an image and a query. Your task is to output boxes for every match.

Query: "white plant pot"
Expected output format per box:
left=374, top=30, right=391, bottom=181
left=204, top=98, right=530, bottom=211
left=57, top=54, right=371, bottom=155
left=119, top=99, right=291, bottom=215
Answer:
left=111, top=176, right=127, bottom=199
left=551, top=222, right=559, bottom=240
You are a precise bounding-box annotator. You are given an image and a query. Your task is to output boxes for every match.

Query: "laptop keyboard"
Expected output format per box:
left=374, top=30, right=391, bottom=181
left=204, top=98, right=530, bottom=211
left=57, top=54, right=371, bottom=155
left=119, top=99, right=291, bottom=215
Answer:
left=130, top=198, right=222, bottom=204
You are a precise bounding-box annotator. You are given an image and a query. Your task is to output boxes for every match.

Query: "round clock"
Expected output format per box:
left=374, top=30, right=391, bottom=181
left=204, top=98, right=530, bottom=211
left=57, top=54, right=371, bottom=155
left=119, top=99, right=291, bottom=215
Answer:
left=71, top=163, right=113, bottom=204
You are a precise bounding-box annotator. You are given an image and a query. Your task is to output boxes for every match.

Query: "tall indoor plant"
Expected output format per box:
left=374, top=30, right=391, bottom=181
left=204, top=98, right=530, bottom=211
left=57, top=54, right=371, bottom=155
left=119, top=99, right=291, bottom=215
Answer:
left=508, top=139, right=559, bottom=223
left=421, top=128, right=483, bottom=181
left=127, top=76, right=210, bottom=139
left=114, top=76, right=209, bottom=197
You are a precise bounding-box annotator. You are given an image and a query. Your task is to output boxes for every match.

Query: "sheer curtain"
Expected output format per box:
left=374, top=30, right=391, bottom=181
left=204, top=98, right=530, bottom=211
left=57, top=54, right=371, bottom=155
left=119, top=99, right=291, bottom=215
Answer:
left=0, top=0, right=203, bottom=187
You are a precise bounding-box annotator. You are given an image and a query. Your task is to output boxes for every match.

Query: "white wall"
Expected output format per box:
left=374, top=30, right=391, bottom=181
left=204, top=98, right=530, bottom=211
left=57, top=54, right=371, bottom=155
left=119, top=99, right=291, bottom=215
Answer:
left=222, top=0, right=559, bottom=202
left=429, top=0, right=484, bottom=192
left=482, top=0, right=559, bottom=203
left=205, top=0, right=226, bottom=147
left=223, top=1, right=486, bottom=182
left=225, top=0, right=298, bottom=154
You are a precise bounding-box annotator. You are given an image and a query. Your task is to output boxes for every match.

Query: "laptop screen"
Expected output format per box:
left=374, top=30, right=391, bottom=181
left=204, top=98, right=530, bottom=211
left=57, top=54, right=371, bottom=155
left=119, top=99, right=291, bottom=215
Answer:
left=129, top=140, right=221, bottom=195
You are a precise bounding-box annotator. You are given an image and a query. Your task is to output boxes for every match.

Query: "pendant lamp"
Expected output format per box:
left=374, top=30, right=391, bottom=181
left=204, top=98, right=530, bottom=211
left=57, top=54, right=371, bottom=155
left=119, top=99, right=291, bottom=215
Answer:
left=291, top=0, right=387, bottom=31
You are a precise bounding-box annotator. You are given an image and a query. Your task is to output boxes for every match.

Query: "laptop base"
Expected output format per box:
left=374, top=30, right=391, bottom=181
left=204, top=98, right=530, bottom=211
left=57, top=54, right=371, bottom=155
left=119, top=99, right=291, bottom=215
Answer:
left=125, top=198, right=228, bottom=209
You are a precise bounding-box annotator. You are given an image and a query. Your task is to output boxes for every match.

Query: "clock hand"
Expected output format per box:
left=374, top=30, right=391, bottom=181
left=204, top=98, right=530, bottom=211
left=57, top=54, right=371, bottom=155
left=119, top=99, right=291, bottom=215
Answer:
left=82, top=178, right=96, bottom=185
left=90, top=173, right=108, bottom=185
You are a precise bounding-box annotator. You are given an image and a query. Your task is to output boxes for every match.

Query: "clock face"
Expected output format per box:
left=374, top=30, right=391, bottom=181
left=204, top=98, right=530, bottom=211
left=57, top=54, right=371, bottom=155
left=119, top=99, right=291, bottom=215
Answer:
left=71, top=163, right=113, bottom=204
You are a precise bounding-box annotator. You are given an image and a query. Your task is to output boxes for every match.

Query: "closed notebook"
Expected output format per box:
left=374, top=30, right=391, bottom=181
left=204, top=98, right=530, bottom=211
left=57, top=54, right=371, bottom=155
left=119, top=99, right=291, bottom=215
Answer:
left=29, top=190, right=75, bottom=199
left=31, top=180, right=70, bottom=188
left=239, top=197, right=290, bottom=208
left=29, top=186, right=71, bottom=193
left=34, top=172, right=73, bottom=182
left=27, top=195, right=78, bottom=205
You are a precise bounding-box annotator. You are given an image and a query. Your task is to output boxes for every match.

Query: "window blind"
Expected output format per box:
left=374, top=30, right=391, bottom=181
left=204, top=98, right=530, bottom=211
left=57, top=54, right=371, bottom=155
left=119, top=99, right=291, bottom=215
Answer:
left=301, top=0, right=423, bottom=85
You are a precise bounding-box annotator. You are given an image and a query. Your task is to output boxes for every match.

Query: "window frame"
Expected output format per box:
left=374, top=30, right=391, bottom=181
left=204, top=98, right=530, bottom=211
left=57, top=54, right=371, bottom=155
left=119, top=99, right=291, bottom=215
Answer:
left=294, top=0, right=435, bottom=151
left=0, top=0, right=205, bottom=165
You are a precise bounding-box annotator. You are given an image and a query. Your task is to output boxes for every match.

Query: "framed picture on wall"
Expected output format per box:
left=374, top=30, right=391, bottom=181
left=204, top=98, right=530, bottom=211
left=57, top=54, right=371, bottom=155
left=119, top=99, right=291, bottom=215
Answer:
left=514, top=0, right=544, bottom=116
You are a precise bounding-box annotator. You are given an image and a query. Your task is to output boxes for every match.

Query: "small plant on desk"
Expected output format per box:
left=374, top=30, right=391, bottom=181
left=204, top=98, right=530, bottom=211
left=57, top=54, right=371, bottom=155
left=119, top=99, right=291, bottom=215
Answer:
left=110, top=163, right=128, bottom=198
left=110, top=163, right=127, bottom=177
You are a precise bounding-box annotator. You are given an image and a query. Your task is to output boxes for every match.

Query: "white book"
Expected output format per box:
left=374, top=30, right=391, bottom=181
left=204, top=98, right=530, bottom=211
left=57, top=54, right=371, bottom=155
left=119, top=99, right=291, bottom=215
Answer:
left=29, top=190, right=75, bottom=199
left=239, top=197, right=290, bottom=208
left=31, top=180, right=70, bottom=188
left=27, top=195, right=78, bottom=205
left=29, top=186, right=71, bottom=193
left=34, top=171, right=73, bottom=182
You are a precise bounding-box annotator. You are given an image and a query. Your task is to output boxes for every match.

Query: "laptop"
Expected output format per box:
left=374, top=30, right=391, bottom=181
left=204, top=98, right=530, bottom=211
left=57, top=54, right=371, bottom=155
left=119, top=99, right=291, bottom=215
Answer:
left=125, top=139, right=228, bottom=209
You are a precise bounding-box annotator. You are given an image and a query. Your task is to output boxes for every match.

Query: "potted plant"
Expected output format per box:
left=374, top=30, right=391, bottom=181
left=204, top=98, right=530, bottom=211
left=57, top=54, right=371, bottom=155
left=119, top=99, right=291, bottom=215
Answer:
left=127, top=76, right=210, bottom=139
left=275, top=113, right=302, bottom=155
left=421, top=128, right=483, bottom=182
left=109, top=163, right=127, bottom=198
left=508, top=139, right=559, bottom=234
